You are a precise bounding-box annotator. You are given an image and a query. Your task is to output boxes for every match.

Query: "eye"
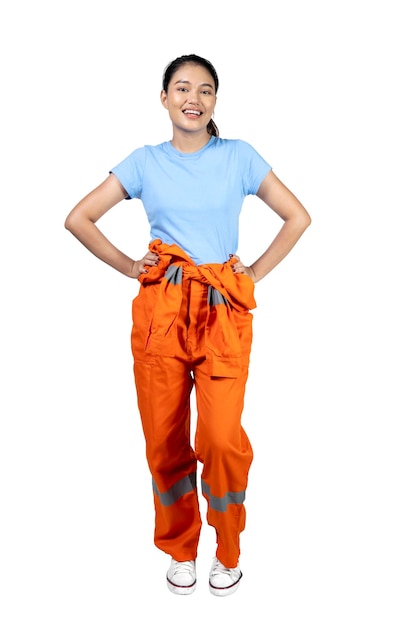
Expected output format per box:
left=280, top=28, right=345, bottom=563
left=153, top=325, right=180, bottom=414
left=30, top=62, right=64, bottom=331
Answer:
left=177, top=87, right=188, bottom=92
left=201, top=90, right=212, bottom=95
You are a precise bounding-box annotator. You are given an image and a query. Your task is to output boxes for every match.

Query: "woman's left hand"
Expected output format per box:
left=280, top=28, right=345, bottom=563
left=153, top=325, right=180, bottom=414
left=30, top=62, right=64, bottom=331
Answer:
left=230, top=254, right=257, bottom=282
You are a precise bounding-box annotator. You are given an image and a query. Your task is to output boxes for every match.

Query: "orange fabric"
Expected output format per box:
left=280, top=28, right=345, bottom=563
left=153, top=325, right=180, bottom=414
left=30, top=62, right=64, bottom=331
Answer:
left=131, top=240, right=255, bottom=568
left=138, top=239, right=256, bottom=377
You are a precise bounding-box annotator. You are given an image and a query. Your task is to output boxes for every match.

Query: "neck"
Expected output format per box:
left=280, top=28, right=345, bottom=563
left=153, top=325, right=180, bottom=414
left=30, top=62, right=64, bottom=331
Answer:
left=170, top=128, right=212, bottom=153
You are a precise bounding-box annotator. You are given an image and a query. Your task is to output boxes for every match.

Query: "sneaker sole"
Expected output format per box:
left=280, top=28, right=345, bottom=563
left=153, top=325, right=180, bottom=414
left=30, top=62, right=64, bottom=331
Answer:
left=167, top=578, right=197, bottom=595
left=209, top=573, right=242, bottom=597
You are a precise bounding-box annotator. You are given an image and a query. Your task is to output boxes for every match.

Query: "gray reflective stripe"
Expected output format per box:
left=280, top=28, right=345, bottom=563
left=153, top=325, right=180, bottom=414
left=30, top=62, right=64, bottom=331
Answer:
left=165, top=264, right=183, bottom=285
left=153, top=472, right=196, bottom=506
left=201, top=479, right=245, bottom=512
left=208, top=285, right=228, bottom=306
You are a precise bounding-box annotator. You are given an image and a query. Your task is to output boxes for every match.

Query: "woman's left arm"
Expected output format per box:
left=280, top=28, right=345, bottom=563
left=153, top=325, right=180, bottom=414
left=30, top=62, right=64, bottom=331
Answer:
left=233, top=170, right=311, bottom=282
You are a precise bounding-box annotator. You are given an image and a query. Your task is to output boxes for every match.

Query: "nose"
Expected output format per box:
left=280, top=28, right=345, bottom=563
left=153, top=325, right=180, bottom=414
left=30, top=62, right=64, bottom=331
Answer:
left=187, top=89, right=200, bottom=104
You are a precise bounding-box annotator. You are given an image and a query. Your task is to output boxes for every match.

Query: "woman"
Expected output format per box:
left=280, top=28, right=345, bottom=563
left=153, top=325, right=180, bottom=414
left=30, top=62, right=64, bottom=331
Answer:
left=65, top=54, right=311, bottom=596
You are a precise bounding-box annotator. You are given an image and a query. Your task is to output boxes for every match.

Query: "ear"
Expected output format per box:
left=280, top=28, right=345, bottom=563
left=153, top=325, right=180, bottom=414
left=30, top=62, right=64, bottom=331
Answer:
left=160, top=90, right=168, bottom=109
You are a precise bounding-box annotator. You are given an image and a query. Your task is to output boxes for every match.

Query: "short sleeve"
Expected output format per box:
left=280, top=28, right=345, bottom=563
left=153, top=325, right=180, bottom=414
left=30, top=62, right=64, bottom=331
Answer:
left=109, top=147, right=147, bottom=199
left=237, top=140, right=272, bottom=196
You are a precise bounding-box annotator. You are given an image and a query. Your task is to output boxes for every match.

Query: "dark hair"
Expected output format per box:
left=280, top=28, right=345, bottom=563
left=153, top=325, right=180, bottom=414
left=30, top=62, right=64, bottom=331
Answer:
left=162, top=54, right=219, bottom=137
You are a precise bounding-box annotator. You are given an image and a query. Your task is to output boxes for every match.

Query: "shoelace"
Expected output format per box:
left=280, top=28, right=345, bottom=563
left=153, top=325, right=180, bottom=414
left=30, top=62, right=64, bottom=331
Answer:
left=211, top=558, right=239, bottom=576
left=172, top=560, right=195, bottom=576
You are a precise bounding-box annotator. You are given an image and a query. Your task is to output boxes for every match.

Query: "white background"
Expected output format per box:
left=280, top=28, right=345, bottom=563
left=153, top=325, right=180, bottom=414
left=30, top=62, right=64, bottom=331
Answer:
left=1, top=1, right=416, bottom=624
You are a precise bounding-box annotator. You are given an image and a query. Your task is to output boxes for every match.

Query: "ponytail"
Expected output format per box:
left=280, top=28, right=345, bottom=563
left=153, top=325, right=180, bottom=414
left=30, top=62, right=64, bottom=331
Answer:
left=207, top=118, right=219, bottom=137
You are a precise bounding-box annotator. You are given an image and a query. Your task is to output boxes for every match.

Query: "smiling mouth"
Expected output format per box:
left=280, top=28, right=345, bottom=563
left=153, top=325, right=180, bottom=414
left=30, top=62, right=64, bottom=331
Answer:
left=183, top=109, right=202, bottom=116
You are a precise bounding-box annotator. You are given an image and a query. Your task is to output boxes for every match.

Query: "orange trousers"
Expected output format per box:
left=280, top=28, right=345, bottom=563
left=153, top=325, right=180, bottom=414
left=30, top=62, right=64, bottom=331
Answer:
left=131, top=240, right=255, bottom=568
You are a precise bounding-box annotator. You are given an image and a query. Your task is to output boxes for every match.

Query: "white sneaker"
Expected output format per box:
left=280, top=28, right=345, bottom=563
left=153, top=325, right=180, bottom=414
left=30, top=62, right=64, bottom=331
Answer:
left=166, top=559, right=197, bottom=595
left=209, top=557, right=242, bottom=596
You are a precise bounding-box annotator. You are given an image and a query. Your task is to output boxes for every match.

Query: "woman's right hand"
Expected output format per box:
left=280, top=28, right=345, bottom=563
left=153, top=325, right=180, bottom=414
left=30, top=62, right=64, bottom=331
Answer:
left=130, top=252, right=160, bottom=278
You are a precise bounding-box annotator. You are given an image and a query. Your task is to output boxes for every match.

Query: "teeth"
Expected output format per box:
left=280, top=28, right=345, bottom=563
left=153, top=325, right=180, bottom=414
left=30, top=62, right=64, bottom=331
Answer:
left=183, top=110, right=201, bottom=115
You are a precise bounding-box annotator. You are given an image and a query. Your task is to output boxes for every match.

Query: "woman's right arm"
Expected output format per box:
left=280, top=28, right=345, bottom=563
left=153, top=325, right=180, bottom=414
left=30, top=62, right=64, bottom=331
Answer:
left=64, top=173, right=158, bottom=278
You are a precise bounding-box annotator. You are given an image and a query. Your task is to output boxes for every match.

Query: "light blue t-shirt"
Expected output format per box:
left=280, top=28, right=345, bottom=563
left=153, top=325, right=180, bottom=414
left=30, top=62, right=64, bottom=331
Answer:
left=110, top=136, right=271, bottom=265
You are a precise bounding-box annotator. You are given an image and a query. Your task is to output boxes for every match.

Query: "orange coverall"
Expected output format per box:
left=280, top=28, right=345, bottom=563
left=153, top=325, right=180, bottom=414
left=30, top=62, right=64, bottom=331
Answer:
left=131, top=240, right=256, bottom=568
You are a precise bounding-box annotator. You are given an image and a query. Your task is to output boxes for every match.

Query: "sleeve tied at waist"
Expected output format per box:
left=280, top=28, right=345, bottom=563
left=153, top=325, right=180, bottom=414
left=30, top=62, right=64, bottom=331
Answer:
left=137, top=240, right=256, bottom=377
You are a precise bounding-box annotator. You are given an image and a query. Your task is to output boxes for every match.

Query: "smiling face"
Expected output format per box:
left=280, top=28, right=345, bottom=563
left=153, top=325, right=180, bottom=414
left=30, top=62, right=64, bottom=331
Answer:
left=160, top=63, right=217, bottom=138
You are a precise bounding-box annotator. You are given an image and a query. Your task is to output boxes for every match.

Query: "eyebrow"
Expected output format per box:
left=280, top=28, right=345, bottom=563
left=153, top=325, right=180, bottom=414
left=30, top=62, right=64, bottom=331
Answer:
left=174, top=80, right=215, bottom=89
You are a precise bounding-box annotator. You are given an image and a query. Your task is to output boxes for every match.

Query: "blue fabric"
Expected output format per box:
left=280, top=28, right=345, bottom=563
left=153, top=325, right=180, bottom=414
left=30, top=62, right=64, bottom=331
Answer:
left=110, top=136, right=271, bottom=265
